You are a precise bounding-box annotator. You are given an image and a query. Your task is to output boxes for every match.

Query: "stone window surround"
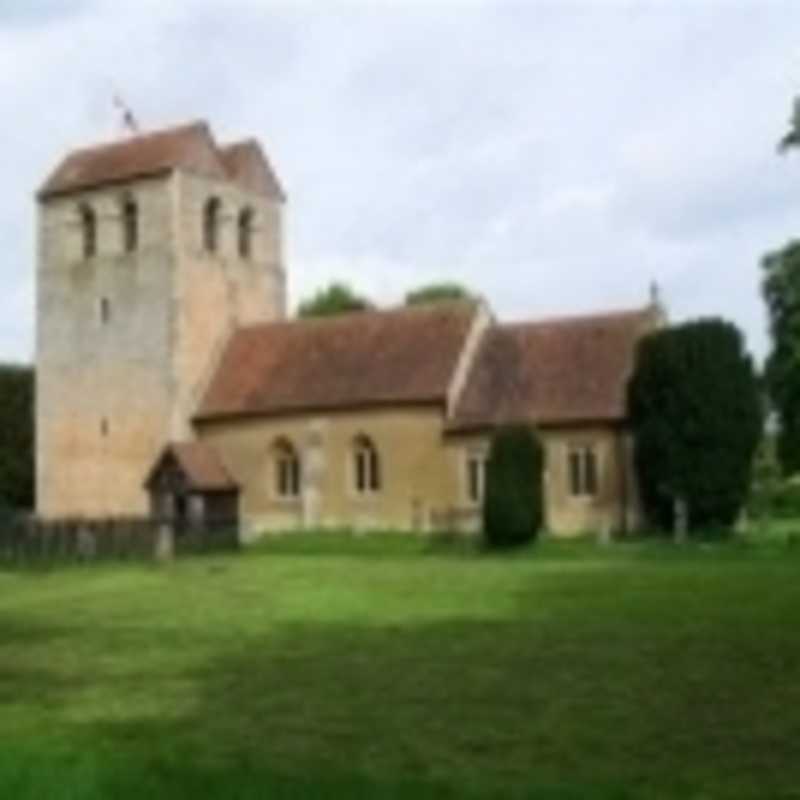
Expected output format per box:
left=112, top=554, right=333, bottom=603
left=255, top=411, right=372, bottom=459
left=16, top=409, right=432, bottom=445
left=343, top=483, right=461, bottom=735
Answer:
left=271, top=438, right=302, bottom=501
left=74, top=196, right=141, bottom=260
left=463, top=446, right=488, bottom=506
left=120, top=193, right=138, bottom=253
left=237, top=206, right=254, bottom=260
left=567, top=442, right=600, bottom=499
left=201, top=196, right=260, bottom=261
left=79, top=202, right=97, bottom=259
left=352, top=434, right=381, bottom=496
left=71, top=193, right=262, bottom=262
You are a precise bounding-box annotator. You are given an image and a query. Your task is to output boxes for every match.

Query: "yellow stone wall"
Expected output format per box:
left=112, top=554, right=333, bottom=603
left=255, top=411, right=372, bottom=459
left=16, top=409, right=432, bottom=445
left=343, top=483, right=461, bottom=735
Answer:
left=196, top=406, right=462, bottom=540
left=445, top=427, right=640, bottom=536
left=196, top=408, right=638, bottom=539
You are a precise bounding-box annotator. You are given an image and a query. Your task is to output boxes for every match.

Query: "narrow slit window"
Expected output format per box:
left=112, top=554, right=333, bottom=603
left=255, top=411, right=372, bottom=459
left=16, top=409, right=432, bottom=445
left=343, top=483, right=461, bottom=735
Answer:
left=100, top=297, right=111, bottom=325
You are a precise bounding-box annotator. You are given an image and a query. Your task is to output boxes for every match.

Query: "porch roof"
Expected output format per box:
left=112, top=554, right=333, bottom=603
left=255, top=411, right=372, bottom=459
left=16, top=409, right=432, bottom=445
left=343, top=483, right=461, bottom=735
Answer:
left=145, top=442, right=237, bottom=492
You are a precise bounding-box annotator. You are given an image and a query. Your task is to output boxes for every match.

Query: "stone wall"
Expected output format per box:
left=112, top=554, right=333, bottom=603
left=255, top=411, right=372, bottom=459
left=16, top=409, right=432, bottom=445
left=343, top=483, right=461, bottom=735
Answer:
left=36, top=168, right=285, bottom=519
left=36, top=176, right=176, bottom=516
left=171, top=171, right=285, bottom=439
left=445, top=426, right=641, bottom=536
left=195, top=408, right=638, bottom=539
left=195, top=406, right=462, bottom=540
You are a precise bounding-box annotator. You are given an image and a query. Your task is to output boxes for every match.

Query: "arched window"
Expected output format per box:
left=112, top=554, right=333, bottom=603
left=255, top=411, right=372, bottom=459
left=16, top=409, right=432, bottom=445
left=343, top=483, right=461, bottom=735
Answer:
left=121, top=195, right=138, bottom=253
left=273, top=438, right=301, bottom=499
left=79, top=204, right=96, bottom=259
left=203, top=197, right=221, bottom=253
left=567, top=444, right=598, bottom=497
left=238, top=207, right=253, bottom=259
left=353, top=435, right=381, bottom=494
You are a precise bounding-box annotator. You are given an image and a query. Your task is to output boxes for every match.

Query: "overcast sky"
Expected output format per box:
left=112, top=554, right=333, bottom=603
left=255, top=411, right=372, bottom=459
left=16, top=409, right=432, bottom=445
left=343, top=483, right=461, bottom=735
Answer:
left=2, top=0, right=800, bottom=363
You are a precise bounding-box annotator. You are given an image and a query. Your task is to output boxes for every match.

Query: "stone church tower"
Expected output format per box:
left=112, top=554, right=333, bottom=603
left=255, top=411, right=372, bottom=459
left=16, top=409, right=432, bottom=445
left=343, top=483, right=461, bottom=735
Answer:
left=35, top=121, right=286, bottom=517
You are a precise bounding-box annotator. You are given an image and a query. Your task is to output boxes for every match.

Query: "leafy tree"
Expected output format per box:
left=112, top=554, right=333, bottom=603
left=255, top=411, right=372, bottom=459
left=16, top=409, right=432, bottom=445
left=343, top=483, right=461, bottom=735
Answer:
left=762, top=240, right=800, bottom=474
left=778, top=97, right=800, bottom=152
left=482, top=424, right=544, bottom=549
left=0, top=365, right=34, bottom=510
left=404, top=283, right=474, bottom=306
left=628, top=319, right=761, bottom=535
left=297, top=282, right=373, bottom=318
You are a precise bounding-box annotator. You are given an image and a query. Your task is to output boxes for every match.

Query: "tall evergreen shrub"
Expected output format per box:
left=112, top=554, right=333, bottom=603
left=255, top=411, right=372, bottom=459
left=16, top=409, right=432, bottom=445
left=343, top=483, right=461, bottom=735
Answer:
left=628, top=319, right=761, bottom=533
left=482, top=424, right=543, bottom=548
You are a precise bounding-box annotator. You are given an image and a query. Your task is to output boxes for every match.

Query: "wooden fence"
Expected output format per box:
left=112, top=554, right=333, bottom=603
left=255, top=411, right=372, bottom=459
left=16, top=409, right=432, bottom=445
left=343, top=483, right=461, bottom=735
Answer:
left=0, top=515, right=239, bottom=565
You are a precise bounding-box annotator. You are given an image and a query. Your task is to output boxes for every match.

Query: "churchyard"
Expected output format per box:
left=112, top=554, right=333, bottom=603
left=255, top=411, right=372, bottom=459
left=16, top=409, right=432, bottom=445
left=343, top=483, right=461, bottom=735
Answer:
left=0, top=531, right=798, bottom=799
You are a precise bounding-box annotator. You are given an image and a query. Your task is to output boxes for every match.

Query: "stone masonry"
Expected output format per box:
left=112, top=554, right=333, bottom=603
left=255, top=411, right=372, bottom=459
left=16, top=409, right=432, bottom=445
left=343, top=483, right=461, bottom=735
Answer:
left=35, top=124, right=285, bottom=517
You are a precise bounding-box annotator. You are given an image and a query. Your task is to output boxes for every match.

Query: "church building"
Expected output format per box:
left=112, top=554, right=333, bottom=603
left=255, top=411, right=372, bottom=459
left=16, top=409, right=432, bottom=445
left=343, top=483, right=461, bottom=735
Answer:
left=35, top=121, right=659, bottom=538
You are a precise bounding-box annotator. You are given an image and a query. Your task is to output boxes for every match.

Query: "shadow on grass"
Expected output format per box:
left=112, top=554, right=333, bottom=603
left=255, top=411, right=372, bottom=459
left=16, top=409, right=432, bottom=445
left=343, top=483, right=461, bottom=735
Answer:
left=2, top=563, right=799, bottom=799
left=5, top=622, right=795, bottom=798
left=0, top=614, right=648, bottom=800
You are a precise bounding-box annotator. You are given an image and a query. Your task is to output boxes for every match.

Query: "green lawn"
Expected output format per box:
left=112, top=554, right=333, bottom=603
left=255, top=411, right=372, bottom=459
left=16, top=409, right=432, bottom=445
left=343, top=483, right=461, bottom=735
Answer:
left=1, top=534, right=799, bottom=799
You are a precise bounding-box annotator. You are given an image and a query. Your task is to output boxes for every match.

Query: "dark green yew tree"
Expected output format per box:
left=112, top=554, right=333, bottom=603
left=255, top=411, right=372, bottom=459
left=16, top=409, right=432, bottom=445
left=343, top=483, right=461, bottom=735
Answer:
left=628, top=320, right=761, bottom=534
left=482, top=424, right=544, bottom=548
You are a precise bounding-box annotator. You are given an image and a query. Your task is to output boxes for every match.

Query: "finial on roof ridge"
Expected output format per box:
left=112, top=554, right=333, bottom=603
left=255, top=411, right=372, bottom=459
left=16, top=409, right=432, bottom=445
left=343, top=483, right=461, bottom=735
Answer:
left=648, top=280, right=660, bottom=307
left=647, top=280, right=668, bottom=326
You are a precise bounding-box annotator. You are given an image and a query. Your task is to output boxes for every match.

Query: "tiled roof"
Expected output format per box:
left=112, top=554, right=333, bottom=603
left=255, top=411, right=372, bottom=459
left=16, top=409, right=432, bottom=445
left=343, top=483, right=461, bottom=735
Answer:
left=196, top=303, right=478, bottom=421
left=449, top=308, right=656, bottom=430
left=219, top=140, right=285, bottom=200
left=39, top=120, right=284, bottom=199
left=146, top=441, right=237, bottom=491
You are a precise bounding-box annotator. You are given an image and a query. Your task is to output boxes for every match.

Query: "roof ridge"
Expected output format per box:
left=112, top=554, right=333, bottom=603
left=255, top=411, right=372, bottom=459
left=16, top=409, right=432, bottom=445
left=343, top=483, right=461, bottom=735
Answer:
left=238, top=300, right=478, bottom=335
left=500, top=306, right=651, bottom=331
left=219, top=137, right=259, bottom=152
left=63, top=119, right=210, bottom=158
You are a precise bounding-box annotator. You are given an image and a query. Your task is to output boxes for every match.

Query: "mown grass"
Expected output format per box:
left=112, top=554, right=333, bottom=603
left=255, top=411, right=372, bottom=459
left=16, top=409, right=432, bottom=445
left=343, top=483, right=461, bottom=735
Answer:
left=0, top=532, right=799, bottom=798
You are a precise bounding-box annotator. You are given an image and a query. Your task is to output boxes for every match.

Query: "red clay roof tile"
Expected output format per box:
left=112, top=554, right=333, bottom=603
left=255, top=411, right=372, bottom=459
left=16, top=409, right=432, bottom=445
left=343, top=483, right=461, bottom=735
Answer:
left=147, top=441, right=237, bottom=491
left=450, top=308, right=657, bottom=430
left=196, top=303, right=478, bottom=421
left=219, top=140, right=285, bottom=200
left=39, top=121, right=284, bottom=199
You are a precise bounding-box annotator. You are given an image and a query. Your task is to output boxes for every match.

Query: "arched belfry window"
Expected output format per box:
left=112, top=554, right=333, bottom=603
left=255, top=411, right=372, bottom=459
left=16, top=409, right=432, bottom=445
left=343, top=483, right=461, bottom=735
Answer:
left=79, top=203, right=96, bottom=259
left=238, top=207, right=253, bottom=259
left=273, top=438, right=301, bottom=499
left=203, top=197, right=221, bottom=253
left=121, top=195, right=138, bottom=253
left=353, top=435, right=381, bottom=494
